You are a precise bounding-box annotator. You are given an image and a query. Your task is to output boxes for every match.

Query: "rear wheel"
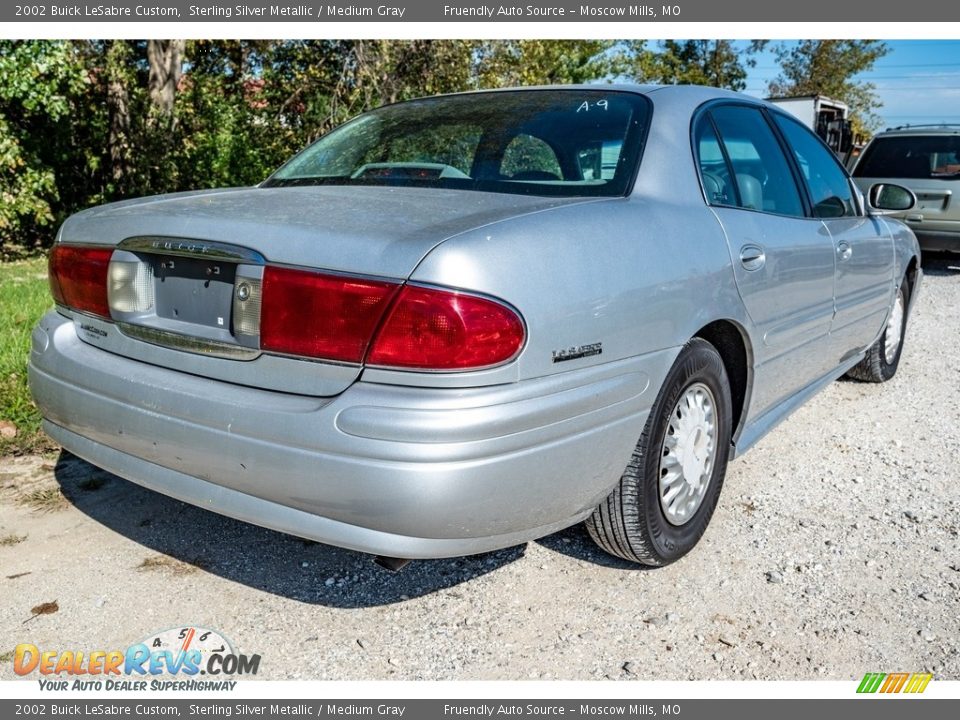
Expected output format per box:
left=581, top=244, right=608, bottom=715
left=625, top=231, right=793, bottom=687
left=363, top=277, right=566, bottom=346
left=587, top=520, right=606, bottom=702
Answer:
left=846, top=278, right=909, bottom=383
left=586, top=338, right=733, bottom=566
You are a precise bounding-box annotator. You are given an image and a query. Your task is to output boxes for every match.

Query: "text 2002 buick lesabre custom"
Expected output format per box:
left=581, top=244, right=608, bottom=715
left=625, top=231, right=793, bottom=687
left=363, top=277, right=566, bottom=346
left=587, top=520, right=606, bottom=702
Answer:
left=30, top=85, right=921, bottom=569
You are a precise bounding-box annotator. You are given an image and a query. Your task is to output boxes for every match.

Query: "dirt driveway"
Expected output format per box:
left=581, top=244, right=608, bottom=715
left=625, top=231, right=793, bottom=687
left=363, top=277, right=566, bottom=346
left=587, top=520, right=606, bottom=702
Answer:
left=2, top=255, right=958, bottom=682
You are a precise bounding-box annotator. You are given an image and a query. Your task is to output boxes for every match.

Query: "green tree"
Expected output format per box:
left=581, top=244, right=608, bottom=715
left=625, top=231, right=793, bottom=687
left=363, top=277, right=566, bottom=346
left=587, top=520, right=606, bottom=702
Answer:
left=350, top=40, right=477, bottom=109
left=477, top=40, right=624, bottom=87
left=70, top=40, right=188, bottom=201
left=0, top=41, right=87, bottom=253
left=173, top=40, right=283, bottom=188
left=768, top=40, right=890, bottom=134
left=644, top=40, right=764, bottom=91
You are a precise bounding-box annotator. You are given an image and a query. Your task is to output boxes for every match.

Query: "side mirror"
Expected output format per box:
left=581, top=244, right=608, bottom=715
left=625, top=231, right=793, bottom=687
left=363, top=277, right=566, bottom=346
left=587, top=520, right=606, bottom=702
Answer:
left=867, top=183, right=917, bottom=215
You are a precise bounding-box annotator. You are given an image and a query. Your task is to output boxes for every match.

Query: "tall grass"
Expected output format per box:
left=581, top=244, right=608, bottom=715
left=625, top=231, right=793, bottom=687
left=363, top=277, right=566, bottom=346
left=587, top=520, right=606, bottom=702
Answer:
left=0, top=258, right=55, bottom=455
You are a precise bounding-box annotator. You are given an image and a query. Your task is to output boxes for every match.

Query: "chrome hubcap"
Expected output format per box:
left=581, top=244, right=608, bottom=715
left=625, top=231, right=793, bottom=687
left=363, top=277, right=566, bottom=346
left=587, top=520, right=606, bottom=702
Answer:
left=659, top=382, right=717, bottom=526
left=884, top=288, right=905, bottom=365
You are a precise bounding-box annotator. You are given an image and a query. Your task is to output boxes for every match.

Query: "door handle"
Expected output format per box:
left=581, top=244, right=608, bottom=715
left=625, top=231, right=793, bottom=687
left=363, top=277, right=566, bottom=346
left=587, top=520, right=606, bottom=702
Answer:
left=837, top=242, right=853, bottom=261
left=739, top=244, right=765, bottom=271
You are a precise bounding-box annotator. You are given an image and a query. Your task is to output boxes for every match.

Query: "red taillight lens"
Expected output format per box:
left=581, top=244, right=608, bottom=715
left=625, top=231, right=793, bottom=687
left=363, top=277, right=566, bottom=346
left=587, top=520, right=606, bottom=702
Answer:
left=260, top=267, right=399, bottom=363
left=48, top=245, right=113, bottom=319
left=367, top=286, right=525, bottom=370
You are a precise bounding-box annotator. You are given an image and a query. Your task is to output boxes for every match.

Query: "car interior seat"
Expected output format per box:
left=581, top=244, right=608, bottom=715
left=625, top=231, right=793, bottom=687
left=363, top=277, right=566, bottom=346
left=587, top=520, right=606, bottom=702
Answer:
left=736, top=173, right=764, bottom=211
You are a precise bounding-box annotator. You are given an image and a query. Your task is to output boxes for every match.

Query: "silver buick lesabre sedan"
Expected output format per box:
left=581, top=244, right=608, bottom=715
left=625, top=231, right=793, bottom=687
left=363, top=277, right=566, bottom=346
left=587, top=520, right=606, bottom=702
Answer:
left=29, top=85, right=921, bottom=569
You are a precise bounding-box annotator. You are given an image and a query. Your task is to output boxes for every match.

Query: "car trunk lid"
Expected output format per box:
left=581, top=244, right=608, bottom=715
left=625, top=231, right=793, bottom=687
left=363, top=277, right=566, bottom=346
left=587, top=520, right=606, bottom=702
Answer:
left=56, top=185, right=590, bottom=396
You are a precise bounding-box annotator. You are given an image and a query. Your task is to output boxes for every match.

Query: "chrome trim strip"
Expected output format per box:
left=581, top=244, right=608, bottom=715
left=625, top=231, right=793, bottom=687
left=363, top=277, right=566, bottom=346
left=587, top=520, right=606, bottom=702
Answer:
left=116, top=322, right=260, bottom=361
left=118, top=236, right=267, bottom=264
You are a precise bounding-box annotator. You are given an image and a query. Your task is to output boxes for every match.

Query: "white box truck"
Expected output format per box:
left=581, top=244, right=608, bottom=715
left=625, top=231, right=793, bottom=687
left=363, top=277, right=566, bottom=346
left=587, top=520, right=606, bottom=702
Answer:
left=767, top=95, right=857, bottom=163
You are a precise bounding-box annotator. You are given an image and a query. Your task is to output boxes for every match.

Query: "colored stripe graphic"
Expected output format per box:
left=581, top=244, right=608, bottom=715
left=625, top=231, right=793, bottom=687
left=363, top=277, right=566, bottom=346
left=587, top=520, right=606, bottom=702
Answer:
left=904, top=674, right=933, bottom=693
left=880, top=673, right=909, bottom=693
left=857, top=673, right=886, bottom=693
left=857, top=672, right=932, bottom=694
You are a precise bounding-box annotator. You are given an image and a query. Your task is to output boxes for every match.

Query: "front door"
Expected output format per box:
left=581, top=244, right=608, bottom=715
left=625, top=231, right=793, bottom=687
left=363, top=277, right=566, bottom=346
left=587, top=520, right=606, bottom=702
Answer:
left=772, top=113, right=895, bottom=359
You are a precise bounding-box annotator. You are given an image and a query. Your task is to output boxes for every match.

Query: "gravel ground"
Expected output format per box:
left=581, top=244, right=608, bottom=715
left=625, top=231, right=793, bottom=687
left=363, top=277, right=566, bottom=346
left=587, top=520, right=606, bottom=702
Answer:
left=1, top=254, right=958, bottom=682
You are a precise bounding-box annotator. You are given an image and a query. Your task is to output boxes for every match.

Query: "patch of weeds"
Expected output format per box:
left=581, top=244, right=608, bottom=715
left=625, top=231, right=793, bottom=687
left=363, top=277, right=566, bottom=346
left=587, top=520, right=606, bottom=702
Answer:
left=18, top=486, right=68, bottom=512
left=136, top=555, right=204, bottom=576
left=0, top=533, right=27, bottom=547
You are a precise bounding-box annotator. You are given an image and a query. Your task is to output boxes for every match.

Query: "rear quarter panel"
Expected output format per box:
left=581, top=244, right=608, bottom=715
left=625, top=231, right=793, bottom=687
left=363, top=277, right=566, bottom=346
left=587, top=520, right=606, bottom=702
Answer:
left=407, top=196, right=748, bottom=384
left=884, top=216, right=923, bottom=288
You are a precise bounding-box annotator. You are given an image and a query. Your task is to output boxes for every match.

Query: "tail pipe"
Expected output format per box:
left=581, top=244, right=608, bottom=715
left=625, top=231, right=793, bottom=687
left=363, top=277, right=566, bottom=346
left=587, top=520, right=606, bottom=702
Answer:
left=373, top=555, right=411, bottom=572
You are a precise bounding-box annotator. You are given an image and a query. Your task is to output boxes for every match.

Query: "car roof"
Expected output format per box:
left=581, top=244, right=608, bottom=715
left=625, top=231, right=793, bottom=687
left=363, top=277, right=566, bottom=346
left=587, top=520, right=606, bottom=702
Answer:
left=390, top=84, right=781, bottom=125
left=873, top=124, right=960, bottom=137
left=401, top=83, right=766, bottom=109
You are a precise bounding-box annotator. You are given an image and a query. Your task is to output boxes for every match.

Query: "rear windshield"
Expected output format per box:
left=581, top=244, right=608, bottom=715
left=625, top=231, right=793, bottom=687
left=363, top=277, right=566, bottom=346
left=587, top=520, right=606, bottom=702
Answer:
left=263, top=90, right=651, bottom=197
left=854, top=134, right=960, bottom=179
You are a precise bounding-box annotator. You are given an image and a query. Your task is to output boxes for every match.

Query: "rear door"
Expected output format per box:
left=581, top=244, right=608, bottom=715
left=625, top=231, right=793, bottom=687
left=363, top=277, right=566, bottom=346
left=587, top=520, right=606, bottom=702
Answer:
left=696, top=104, right=838, bottom=418
left=772, top=112, right=894, bottom=358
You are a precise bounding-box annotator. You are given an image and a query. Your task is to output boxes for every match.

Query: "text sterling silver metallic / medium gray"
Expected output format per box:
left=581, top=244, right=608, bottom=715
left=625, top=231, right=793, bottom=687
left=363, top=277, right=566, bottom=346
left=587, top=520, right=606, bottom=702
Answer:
left=29, top=85, right=922, bottom=567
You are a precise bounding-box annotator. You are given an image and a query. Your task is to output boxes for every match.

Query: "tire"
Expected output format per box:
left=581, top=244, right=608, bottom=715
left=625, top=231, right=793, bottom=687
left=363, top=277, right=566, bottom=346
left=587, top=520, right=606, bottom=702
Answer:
left=586, top=338, right=733, bottom=566
left=846, top=278, right=910, bottom=383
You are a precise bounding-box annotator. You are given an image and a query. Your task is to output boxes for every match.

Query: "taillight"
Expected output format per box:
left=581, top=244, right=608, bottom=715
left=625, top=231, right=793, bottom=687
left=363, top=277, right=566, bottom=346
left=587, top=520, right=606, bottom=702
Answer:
left=48, top=245, right=113, bottom=319
left=366, top=286, right=525, bottom=370
left=47, top=242, right=526, bottom=372
left=260, top=267, right=399, bottom=363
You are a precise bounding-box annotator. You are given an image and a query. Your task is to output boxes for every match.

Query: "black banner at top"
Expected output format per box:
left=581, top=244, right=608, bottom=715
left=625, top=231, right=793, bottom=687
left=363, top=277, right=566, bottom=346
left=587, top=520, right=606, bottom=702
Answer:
left=3, top=0, right=956, bottom=23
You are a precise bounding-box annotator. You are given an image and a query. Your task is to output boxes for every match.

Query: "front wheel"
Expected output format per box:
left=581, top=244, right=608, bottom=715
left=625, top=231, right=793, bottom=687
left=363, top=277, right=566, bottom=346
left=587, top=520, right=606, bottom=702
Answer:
left=846, top=278, right=910, bottom=383
left=586, top=338, right=733, bottom=566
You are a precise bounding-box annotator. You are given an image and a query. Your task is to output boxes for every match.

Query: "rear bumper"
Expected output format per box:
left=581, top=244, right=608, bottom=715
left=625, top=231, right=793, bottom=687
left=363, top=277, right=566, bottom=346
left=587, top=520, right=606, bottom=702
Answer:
left=29, top=311, right=670, bottom=558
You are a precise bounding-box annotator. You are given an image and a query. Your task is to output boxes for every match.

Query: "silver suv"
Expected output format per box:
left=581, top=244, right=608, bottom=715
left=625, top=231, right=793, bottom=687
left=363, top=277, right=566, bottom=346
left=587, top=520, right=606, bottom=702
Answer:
left=853, top=125, right=960, bottom=252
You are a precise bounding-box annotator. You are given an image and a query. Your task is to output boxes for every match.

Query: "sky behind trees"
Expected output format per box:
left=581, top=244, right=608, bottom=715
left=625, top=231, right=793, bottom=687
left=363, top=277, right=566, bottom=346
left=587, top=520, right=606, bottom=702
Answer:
left=745, top=40, right=960, bottom=128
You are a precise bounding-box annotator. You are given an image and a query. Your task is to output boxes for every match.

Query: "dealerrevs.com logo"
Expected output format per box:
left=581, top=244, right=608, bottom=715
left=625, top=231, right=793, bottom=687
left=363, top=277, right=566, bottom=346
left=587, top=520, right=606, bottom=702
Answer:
left=13, top=626, right=260, bottom=691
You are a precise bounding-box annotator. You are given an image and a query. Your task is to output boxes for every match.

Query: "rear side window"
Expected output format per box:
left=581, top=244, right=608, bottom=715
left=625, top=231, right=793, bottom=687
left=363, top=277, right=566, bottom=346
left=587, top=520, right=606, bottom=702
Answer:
left=708, top=106, right=805, bottom=218
left=855, top=135, right=960, bottom=179
left=695, top=118, right=737, bottom=206
left=773, top=114, right=858, bottom=218
left=577, top=140, right=622, bottom=181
